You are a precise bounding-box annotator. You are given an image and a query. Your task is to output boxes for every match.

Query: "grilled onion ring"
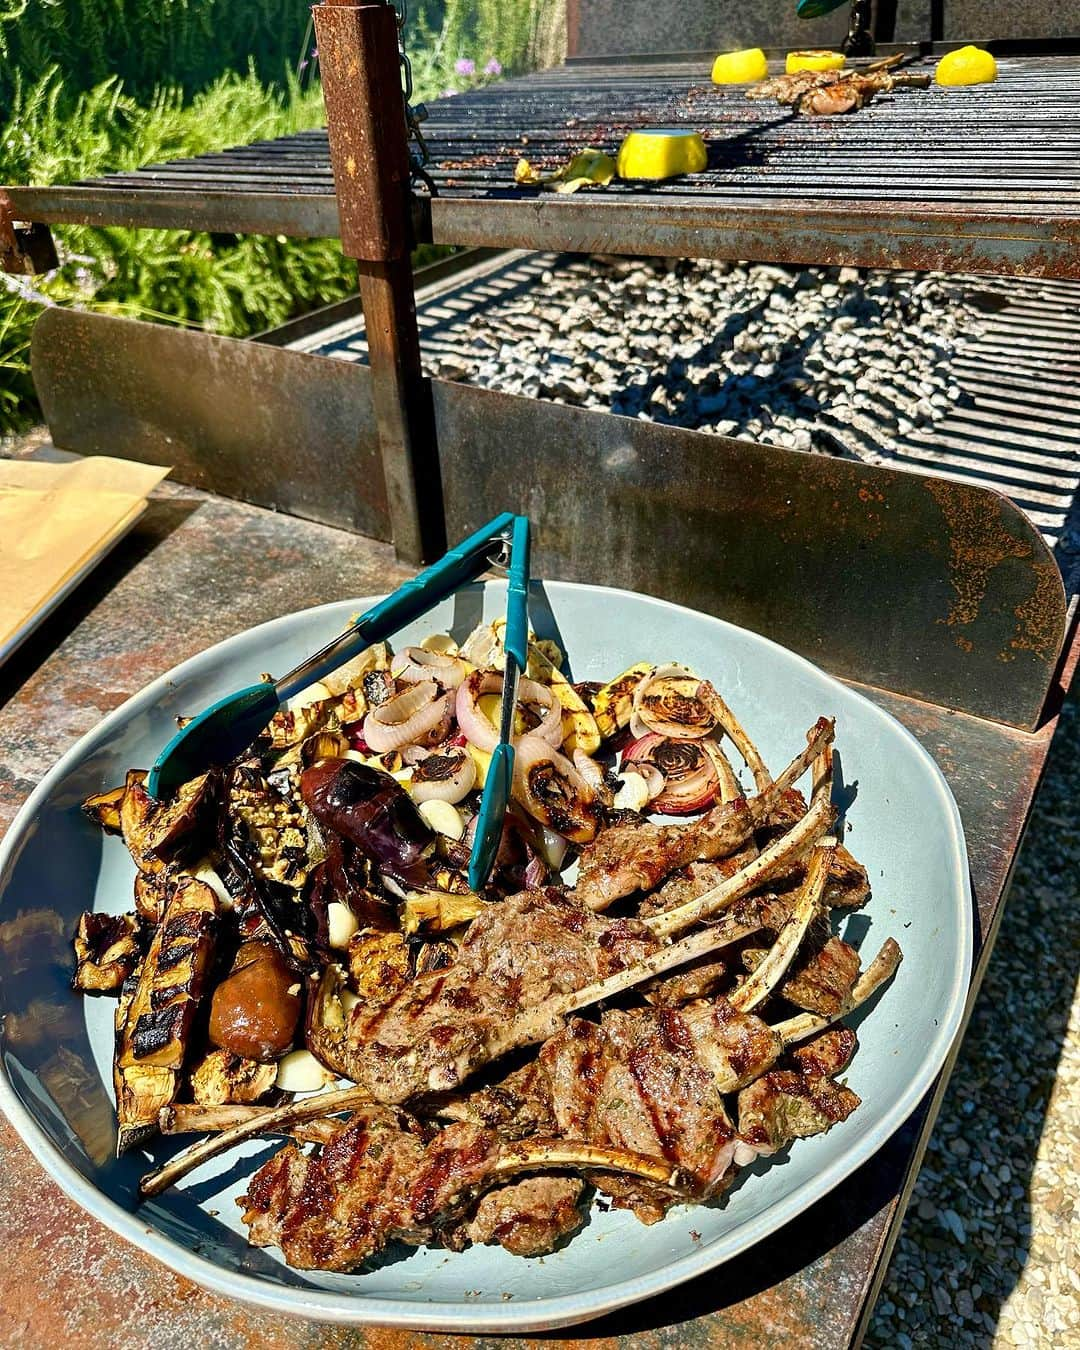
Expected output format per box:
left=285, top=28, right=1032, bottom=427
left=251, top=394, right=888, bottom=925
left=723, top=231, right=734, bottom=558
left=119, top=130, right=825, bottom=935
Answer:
left=409, top=750, right=477, bottom=805
left=395, top=646, right=466, bottom=690
left=623, top=732, right=720, bottom=815
left=363, top=682, right=452, bottom=753
left=630, top=664, right=718, bottom=741
left=455, top=671, right=563, bottom=753
left=513, top=734, right=599, bottom=843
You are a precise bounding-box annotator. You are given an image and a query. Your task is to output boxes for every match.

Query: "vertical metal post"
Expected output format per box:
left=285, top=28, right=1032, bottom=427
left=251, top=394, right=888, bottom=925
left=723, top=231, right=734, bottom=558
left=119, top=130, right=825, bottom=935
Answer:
left=312, top=1, right=445, bottom=564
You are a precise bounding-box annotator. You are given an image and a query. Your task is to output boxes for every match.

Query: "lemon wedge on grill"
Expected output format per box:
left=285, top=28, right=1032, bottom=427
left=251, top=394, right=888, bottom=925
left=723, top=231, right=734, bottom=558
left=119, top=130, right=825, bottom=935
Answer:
left=616, top=129, right=708, bottom=180
left=935, top=45, right=997, bottom=86
left=787, top=50, right=846, bottom=73
left=711, top=48, right=769, bottom=84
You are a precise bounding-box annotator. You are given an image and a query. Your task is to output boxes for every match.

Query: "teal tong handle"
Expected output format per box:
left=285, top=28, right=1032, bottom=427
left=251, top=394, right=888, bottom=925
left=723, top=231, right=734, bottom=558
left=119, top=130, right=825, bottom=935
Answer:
left=276, top=512, right=515, bottom=702
left=468, top=516, right=531, bottom=892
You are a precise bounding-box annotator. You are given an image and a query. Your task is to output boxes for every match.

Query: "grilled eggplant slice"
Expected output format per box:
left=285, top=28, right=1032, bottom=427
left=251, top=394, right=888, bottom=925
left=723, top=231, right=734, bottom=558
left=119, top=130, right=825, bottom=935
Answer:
left=190, top=1048, right=278, bottom=1107
left=120, top=770, right=213, bottom=874
left=227, top=763, right=311, bottom=890
left=134, top=870, right=171, bottom=924
left=82, top=783, right=129, bottom=834
left=72, top=911, right=143, bottom=994
left=346, top=929, right=412, bottom=1002
left=114, top=875, right=220, bottom=1153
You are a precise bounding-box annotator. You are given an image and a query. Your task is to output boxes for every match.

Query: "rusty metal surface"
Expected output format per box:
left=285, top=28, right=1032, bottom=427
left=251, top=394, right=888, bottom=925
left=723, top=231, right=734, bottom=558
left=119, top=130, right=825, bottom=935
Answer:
left=313, top=2, right=411, bottom=262
left=433, top=379, right=1066, bottom=730
left=0, top=189, right=57, bottom=275
left=29, top=307, right=393, bottom=542
left=0, top=480, right=1073, bottom=1347
left=7, top=54, right=1080, bottom=278
left=314, top=1, right=445, bottom=564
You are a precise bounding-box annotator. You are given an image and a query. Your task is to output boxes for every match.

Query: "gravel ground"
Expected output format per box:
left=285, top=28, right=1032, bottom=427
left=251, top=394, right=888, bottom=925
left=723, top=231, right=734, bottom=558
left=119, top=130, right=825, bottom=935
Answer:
left=424, top=254, right=985, bottom=462
left=865, top=687, right=1080, bottom=1349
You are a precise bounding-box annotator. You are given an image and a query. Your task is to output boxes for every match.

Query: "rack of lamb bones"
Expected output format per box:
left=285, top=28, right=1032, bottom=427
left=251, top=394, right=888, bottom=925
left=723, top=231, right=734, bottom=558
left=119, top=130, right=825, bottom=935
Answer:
left=74, top=628, right=902, bottom=1270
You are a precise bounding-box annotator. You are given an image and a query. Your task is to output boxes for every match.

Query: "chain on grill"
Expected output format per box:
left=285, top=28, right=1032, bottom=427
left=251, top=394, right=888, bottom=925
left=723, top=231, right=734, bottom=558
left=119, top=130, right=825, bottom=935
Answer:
left=391, top=0, right=434, bottom=193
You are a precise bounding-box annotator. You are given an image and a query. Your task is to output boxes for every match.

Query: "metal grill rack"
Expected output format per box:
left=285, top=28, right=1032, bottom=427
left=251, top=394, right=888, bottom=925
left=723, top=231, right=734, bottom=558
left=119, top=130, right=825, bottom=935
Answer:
left=8, top=53, right=1080, bottom=276
left=3, top=6, right=1080, bottom=1346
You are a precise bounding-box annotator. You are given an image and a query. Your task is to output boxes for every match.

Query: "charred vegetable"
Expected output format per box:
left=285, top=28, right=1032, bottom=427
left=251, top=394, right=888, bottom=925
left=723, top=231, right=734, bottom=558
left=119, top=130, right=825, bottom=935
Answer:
left=347, top=929, right=412, bottom=1003
left=133, top=871, right=171, bottom=924
left=72, top=912, right=143, bottom=994
left=623, top=733, right=721, bottom=815
left=630, top=665, right=717, bottom=740
left=301, top=759, right=434, bottom=883
left=120, top=770, right=214, bottom=874
left=209, top=941, right=303, bottom=1062
left=114, top=876, right=220, bottom=1153
left=591, top=663, right=653, bottom=740
left=190, top=1048, right=279, bottom=1106
left=81, top=783, right=128, bottom=834
left=512, top=735, right=600, bottom=843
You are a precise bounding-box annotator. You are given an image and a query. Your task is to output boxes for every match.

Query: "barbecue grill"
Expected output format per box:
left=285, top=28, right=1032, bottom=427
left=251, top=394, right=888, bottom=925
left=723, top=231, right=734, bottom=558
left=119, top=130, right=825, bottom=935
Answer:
left=2, top=1, right=1080, bottom=1344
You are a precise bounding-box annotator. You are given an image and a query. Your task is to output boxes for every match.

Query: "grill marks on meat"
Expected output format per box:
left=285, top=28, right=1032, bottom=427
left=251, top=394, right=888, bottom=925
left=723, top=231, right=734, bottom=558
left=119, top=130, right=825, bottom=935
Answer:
left=638, top=851, right=758, bottom=919
left=737, top=1027, right=859, bottom=1154
left=781, top=936, right=861, bottom=1016
left=310, top=890, right=661, bottom=1101
left=461, top=1176, right=586, bottom=1256
left=575, top=798, right=755, bottom=912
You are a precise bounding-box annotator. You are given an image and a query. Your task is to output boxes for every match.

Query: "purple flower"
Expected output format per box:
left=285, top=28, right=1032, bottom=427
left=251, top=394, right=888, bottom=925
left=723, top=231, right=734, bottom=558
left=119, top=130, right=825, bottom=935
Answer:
left=484, top=58, right=503, bottom=76
left=311, top=46, right=318, bottom=59
left=455, top=58, right=476, bottom=77
left=299, top=59, right=308, bottom=71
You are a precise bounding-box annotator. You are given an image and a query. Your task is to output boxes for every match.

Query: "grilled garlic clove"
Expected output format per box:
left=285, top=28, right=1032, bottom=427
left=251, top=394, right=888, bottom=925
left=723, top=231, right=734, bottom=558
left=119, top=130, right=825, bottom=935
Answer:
left=327, top=902, right=360, bottom=950
left=275, top=1049, right=337, bottom=1093
left=417, top=799, right=465, bottom=839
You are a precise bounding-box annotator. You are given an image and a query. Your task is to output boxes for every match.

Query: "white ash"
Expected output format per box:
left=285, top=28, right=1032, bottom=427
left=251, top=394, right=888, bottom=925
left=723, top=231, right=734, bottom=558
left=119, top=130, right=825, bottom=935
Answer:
left=424, top=256, right=985, bottom=461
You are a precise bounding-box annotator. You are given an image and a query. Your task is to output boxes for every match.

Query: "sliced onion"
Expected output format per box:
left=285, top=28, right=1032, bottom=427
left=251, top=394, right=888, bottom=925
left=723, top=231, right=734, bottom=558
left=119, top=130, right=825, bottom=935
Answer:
left=623, top=732, right=720, bottom=815
left=524, top=853, right=549, bottom=888
left=401, top=743, right=432, bottom=766
left=573, top=749, right=612, bottom=807
left=363, top=682, right=450, bottom=753
left=455, top=671, right=563, bottom=753
left=512, top=733, right=599, bottom=844
left=409, top=749, right=477, bottom=805
left=630, top=663, right=717, bottom=741
left=395, top=646, right=466, bottom=690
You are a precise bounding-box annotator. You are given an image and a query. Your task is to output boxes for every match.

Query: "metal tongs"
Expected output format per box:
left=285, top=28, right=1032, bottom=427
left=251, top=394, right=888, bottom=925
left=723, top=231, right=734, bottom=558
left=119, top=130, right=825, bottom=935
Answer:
left=147, top=511, right=531, bottom=891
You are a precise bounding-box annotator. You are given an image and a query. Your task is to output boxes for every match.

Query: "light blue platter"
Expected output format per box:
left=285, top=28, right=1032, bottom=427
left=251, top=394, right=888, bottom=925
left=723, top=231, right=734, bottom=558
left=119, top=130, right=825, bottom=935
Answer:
left=0, top=581, right=972, bottom=1331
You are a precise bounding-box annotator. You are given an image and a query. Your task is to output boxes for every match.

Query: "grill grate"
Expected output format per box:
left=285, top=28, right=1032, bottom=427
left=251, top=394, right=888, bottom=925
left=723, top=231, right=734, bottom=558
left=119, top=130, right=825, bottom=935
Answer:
left=7, top=54, right=1080, bottom=274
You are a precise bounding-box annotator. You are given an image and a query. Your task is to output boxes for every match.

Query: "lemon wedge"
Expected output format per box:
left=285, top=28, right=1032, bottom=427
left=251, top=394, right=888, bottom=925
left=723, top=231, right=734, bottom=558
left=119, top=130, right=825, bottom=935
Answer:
left=787, top=50, right=845, bottom=73
left=616, top=129, right=708, bottom=181
left=935, top=45, right=997, bottom=86
left=711, top=48, right=769, bottom=84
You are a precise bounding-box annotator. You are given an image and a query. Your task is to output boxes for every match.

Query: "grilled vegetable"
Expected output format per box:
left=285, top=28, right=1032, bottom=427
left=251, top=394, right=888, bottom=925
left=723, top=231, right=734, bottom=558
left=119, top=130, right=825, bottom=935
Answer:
left=301, top=759, right=434, bottom=883
left=114, top=875, right=220, bottom=1153
left=346, top=929, right=412, bottom=1002
left=72, top=911, right=143, bottom=994
left=592, top=663, right=652, bottom=739
left=209, top=942, right=302, bottom=1062
left=527, top=643, right=600, bottom=754
left=630, top=664, right=717, bottom=740
left=120, top=769, right=214, bottom=874
left=190, top=1048, right=278, bottom=1106
left=82, top=783, right=128, bottom=834
left=133, top=870, right=171, bottom=924
left=403, top=889, right=487, bottom=935
left=227, top=762, right=311, bottom=889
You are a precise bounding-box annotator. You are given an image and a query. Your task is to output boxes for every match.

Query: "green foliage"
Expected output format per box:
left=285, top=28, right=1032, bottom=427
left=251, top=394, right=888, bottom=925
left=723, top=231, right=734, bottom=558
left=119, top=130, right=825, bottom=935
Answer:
left=0, top=0, right=311, bottom=105
left=0, top=3, right=567, bottom=435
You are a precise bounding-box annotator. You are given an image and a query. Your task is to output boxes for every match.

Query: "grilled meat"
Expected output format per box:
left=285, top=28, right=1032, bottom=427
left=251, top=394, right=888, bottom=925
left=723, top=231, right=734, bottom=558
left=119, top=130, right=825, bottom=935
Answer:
left=737, top=1027, right=859, bottom=1154
left=239, top=1111, right=687, bottom=1270
left=72, top=911, right=143, bottom=994
left=458, top=1175, right=586, bottom=1256
left=748, top=67, right=930, bottom=117
left=637, top=850, right=757, bottom=919
left=780, top=936, right=860, bottom=1015
left=307, top=888, right=661, bottom=1102
left=575, top=798, right=756, bottom=912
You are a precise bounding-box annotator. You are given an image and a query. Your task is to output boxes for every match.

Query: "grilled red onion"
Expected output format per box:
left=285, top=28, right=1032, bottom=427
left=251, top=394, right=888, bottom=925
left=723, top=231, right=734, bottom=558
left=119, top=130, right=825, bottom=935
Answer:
left=395, top=646, right=466, bottom=690
left=630, top=664, right=718, bottom=741
left=512, top=733, right=599, bottom=843
left=622, top=732, right=720, bottom=815
left=409, top=750, right=477, bottom=805
left=363, top=682, right=451, bottom=753
left=455, top=671, right=563, bottom=753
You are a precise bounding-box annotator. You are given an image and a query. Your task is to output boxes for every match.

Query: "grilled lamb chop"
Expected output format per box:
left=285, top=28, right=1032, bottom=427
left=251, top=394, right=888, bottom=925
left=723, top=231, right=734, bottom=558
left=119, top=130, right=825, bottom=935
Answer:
left=780, top=935, right=861, bottom=1015
left=737, top=1026, right=859, bottom=1154
left=238, top=1112, right=689, bottom=1270
left=456, top=1175, right=586, bottom=1255
left=576, top=718, right=833, bottom=913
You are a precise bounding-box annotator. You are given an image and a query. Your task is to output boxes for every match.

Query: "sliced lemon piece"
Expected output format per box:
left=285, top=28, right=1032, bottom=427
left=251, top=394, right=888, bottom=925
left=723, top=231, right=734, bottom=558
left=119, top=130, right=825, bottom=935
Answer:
left=787, top=50, right=845, bottom=73
left=616, top=128, right=708, bottom=181
left=935, top=45, right=997, bottom=87
left=711, top=48, right=769, bottom=84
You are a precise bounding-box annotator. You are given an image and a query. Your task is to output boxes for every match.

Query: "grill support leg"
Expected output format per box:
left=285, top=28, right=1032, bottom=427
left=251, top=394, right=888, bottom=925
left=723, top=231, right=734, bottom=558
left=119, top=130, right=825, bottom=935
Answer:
left=0, top=191, right=58, bottom=276
left=313, top=1, right=444, bottom=564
